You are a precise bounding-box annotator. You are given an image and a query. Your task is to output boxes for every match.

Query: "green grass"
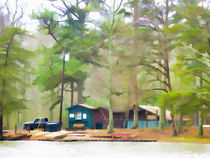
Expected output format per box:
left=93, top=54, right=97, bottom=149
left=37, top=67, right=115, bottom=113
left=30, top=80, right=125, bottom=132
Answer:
left=160, top=137, right=210, bottom=144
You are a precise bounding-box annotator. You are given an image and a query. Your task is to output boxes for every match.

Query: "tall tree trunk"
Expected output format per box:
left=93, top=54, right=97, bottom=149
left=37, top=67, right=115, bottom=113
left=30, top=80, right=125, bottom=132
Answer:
left=131, top=0, right=139, bottom=129
left=124, top=111, right=129, bottom=128
left=50, top=110, right=53, bottom=122
left=159, top=105, right=166, bottom=129
left=107, top=21, right=114, bottom=134
left=0, top=105, right=3, bottom=139
left=164, top=0, right=177, bottom=137
left=159, top=65, right=166, bottom=129
left=164, top=50, right=177, bottom=136
left=0, top=79, right=6, bottom=138
left=107, top=0, right=123, bottom=133
left=17, top=111, right=20, bottom=130
left=133, top=104, right=138, bottom=128
left=59, top=49, right=66, bottom=130
left=6, top=115, right=9, bottom=130
left=0, top=35, right=12, bottom=138
left=76, top=80, right=84, bottom=104
left=107, top=101, right=114, bottom=133
left=199, top=110, right=203, bottom=136
left=50, top=90, right=54, bottom=121
left=70, top=81, right=74, bottom=106
left=199, top=74, right=203, bottom=136
left=177, top=113, right=183, bottom=133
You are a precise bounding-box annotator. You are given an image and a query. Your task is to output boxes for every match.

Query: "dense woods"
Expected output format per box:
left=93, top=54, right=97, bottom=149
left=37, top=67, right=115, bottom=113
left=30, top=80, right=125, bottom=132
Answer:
left=0, top=0, right=209, bottom=138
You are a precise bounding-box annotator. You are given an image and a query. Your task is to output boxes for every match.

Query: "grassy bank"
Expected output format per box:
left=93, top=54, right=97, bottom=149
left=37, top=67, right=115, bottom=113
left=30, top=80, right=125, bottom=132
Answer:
left=2, top=126, right=210, bottom=144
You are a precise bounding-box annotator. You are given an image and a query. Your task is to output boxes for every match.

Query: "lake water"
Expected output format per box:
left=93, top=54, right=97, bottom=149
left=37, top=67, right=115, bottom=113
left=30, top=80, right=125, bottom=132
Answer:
left=0, top=141, right=210, bottom=158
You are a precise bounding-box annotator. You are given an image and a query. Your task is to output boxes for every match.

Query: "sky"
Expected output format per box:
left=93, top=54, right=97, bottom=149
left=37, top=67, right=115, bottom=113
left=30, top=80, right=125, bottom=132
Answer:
left=1, top=0, right=209, bottom=32
left=17, top=0, right=53, bottom=32
left=0, top=0, right=50, bottom=32
left=1, top=0, right=128, bottom=32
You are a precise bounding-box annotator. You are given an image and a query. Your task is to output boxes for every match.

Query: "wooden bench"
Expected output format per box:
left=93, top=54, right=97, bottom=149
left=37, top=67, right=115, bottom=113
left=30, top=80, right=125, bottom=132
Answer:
left=73, top=124, right=85, bottom=128
left=110, top=133, right=132, bottom=140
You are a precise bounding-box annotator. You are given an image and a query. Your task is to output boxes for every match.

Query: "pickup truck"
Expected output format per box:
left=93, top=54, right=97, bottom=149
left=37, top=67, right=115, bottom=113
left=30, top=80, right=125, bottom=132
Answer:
left=23, top=117, right=60, bottom=130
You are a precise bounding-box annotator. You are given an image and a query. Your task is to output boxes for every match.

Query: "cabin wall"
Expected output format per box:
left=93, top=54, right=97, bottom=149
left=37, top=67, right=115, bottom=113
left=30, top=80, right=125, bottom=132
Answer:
left=94, top=108, right=109, bottom=129
left=113, top=113, right=124, bottom=128
left=67, top=106, right=94, bottom=129
left=128, top=110, right=146, bottom=120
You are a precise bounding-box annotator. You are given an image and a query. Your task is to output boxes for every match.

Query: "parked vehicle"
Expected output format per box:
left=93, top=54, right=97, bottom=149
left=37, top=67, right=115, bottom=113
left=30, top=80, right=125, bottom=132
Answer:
left=23, top=117, right=60, bottom=131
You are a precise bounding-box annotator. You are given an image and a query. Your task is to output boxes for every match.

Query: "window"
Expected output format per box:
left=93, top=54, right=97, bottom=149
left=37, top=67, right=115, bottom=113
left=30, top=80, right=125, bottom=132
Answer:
left=69, top=113, right=74, bottom=118
left=34, top=118, right=40, bottom=123
left=75, top=112, right=82, bottom=120
left=41, top=118, right=48, bottom=122
left=83, top=113, right=87, bottom=119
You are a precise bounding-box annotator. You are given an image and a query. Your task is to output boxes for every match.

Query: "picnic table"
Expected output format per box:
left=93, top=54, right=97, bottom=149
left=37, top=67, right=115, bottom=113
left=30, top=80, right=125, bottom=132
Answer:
left=110, top=133, right=132, bottom=140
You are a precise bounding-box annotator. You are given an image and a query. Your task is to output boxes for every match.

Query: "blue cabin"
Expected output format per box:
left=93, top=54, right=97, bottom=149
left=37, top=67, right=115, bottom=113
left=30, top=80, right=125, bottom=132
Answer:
left=66, top=104, right=108, bottom=129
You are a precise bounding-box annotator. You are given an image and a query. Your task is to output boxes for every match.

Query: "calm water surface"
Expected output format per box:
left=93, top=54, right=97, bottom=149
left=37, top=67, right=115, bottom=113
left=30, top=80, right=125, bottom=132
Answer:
left=0, top=141, right=210, bottom=158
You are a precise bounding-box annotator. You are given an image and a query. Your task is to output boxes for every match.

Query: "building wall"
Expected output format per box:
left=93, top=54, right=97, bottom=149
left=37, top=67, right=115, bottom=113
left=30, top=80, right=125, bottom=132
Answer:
left=128, top=110, right=147, bottom=120
left=67, top=105, right=94, bottom=129
left=113, top=113, right=124, bottom=128
left=94, top=108, right=109, bottom=129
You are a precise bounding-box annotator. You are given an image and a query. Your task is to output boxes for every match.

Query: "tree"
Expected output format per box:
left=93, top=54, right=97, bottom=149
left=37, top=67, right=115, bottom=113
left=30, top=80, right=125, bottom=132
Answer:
left=0, top=0, right=26, bottom=130
left=0, top=27, right=32, bottom=138
left=124, top=0, right=179, bottom=135
left=32, top=0, right=103, bottom=128
left=97, top=0, right=124, bottom=133
left=169, top=1, right=210, bottom=135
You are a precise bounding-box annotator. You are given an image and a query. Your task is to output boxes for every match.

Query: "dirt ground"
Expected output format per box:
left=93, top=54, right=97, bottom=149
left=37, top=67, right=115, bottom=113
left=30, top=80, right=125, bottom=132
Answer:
left=2, top=126, right=210, bottom=144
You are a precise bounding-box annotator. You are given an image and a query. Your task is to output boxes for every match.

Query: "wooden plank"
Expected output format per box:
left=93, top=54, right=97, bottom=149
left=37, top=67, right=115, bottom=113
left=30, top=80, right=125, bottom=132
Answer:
left=73, top=124, right=85, bottom=128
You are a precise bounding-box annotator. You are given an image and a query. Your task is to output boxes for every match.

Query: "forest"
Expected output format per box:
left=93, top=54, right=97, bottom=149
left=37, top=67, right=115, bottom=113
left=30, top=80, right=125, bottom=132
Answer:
left=0, top=0, right=209, bottom=139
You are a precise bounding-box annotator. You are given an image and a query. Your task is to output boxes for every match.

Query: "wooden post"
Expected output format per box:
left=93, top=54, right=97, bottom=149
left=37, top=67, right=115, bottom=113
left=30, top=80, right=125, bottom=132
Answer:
left=70, top=81, right=74, bottom=107
left=15, top=124, right=17, bottom=135
left=146, top=111, right=148, bottom=128
left=59, top=48, right=67, bottom=131
left=156, top=110, right=158, bottom=127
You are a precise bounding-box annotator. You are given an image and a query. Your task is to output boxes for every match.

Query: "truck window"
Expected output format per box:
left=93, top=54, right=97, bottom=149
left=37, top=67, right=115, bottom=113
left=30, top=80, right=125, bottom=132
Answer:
left=34, top=118, right=40, bottom=122
left=41, top=118, right=48, bottom=122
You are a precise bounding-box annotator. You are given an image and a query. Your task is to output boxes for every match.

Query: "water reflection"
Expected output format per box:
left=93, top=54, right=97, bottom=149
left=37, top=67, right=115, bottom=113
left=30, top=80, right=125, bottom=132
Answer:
left=0, top=141, right=210, bottom=158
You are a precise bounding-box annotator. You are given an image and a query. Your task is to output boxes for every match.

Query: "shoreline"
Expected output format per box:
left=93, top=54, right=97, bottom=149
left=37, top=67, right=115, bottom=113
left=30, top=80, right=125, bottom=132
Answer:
left=1, top=126, right=210, bottom=144
left=1, top=139, right=210, bottom=144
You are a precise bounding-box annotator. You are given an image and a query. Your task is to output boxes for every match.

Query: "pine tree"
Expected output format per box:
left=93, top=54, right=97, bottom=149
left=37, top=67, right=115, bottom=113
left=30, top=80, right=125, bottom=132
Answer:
left=0, top=27, right=32, bottom=138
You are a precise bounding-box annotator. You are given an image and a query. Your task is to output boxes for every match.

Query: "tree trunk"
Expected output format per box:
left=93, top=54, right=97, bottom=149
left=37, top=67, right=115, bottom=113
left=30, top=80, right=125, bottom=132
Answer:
left=124, top=111, right=129, bottom=128
left=17, top=111, right=22, bottom=130
left=199, top=110, right=203, bottom=136
left=107, top=0, right=115, bottom=133
left=159, top=105, right=166, bottom=129
left=199, top=74, right=203, bottom=136
left=131, top=0, right=139, bottom=129
left=107, top=99, right=114, bottom=133
left=164, top=0, right=177, bottom=137
left=5, top=115, right=9, bottom=130
left=107, top=29, right=114, bottom=133
left=0, top=109, right=3, bottom=139
left=76, top=79, right=84, bottom=104
left=70, top=81, right=74, bottom=106
left=59, top=49, right=66, bottom=130
left=49, top=110, right=53, bottom=122
left=133, top=104, right=138, bottom=128
left=177, top=113, right=183, bottom=133
left=50, top=90, right=53, bottom=121
left=159, top=60, right=166, bottom=129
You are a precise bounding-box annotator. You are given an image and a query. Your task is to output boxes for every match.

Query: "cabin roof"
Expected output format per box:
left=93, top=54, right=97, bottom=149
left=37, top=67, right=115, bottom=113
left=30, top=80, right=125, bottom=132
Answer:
left=66, top=104, right=98, bottom=110
left=139, top=105, right=172, bottom=120
left=65, top=104, right=124, bottom=113
left=79, top=104, right=98, bottom=109
left=138, top=105, right=188, bottom=121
